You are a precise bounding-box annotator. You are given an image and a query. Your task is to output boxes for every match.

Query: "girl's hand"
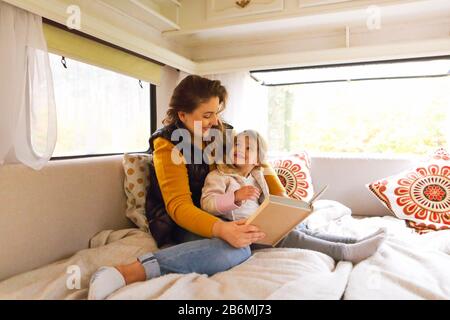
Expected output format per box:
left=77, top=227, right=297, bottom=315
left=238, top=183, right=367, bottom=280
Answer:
left=234, top=186, right=260, bottom=205
left=212, top=219, right=266, bottom=248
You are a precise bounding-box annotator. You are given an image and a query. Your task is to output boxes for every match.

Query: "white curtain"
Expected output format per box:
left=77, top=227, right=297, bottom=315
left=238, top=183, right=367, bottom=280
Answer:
left=0, top=2, right=57, bottom=170
left=206, top=72, right=269, bottom=138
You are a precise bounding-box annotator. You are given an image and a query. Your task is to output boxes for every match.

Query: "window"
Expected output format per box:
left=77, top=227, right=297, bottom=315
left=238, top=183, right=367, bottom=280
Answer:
left=47, top=53, right=151, bottom=158
left=251, top=57, right=450, bottom=157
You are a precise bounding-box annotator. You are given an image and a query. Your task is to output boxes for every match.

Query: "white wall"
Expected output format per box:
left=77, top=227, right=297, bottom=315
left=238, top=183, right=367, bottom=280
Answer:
left=311, top=156, right=419, bottom=216
left=155, top=66, right=181, bottom=129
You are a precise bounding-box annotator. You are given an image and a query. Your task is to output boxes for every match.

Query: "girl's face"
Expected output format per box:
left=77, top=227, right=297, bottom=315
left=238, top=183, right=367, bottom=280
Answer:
left=178, top=96, right=221, bottom=137
left=233, top=136, right=259, bottom=166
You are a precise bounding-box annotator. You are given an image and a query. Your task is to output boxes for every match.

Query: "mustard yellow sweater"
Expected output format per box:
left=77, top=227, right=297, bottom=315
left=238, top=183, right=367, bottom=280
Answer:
left=152, top=137, right=287, bottom=238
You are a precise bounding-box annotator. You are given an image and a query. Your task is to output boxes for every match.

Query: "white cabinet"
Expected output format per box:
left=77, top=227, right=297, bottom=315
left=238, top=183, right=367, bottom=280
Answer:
left=206, top=0, right=285, bottom=20
left=298, top=0, right=354, bottom=8
left=100, top=0, right=181, bottom=31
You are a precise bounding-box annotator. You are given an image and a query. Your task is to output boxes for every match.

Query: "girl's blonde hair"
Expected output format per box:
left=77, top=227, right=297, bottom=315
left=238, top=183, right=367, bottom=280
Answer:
left=217, top=130, right=269, bottom=173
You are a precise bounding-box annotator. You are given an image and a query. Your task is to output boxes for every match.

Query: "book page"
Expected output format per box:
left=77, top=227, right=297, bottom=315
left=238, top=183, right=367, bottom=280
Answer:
left=246, top=198, right=313, bottom=246
left=268, top=195, right=309, bottom=209
left=245, top=186, right=329, bottom=246
left=307, top=185, right=329, bottom=205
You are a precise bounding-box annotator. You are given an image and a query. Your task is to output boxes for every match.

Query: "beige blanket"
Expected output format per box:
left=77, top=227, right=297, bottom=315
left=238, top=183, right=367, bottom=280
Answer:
left=0, top=229, right=158, bottom=300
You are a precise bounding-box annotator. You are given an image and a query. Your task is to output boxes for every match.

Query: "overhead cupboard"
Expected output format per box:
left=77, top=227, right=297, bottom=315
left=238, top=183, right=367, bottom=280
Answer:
left=206, top=0, right=363, bottom=20
left=206, top=0, right=285, bottom=20
left=298, top=0, right=354, bottom=8
left=100, top=0, right=182, bottom=32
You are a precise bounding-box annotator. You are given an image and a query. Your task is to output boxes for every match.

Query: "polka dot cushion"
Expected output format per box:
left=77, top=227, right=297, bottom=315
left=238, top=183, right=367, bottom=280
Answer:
left=123, top=153, right=151, bottom=232
left=270, top=152, right=314, bottom=201
left=367, top=148, right=450, bottom=232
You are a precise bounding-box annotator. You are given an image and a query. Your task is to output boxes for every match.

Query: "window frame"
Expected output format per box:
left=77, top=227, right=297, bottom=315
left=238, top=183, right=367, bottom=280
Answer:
left=250, top=55, right=450, bottom=86
left=50, top=83, right=157, bottom=161
left=41, top=18, right=161, bottom=161
left=254, top=55, right=450, bottom=157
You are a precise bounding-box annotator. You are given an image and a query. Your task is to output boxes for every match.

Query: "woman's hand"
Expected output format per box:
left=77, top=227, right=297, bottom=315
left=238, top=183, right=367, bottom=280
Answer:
left=212, top=219, right=266, bottom=248
left=234, top=186, right=260, bottom=205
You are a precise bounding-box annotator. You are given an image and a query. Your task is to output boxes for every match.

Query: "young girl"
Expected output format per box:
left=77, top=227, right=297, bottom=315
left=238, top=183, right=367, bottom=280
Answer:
left=201, top=130, right=386, bottom=263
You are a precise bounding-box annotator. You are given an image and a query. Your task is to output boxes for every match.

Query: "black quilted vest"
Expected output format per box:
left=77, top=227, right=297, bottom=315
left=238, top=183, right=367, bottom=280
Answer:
left=145, top=121, right=232, bottom=247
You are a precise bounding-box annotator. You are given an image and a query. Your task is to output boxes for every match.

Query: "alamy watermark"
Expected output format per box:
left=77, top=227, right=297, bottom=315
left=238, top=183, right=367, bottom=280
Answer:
left=66, top=5, right=81, bottom=30
left=170, top=123, right=262, bottom=167
left=366, top=5, right=382, bottom=31
left=66, top=265, right=81, bottom=290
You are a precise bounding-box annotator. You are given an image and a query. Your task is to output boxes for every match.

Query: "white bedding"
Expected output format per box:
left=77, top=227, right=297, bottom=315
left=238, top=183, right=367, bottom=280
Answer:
left=333, top=216, right=450, bottom=299
left=0, top=200, right=449, bottom=300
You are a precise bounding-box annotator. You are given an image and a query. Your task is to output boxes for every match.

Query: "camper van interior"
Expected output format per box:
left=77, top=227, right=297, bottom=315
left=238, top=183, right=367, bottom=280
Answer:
left=0, top=0, right=449, bottom=300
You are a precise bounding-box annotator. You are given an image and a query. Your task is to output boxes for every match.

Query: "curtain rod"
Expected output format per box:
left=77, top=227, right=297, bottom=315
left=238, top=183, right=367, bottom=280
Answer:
left=250, top=55, right=450, bottom=74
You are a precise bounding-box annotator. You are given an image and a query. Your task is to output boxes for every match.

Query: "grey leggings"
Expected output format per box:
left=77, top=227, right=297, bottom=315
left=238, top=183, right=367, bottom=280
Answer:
left=180, top=222, right=358, bottom=261
left=138, top=223, right=359, bottom=280
left=251, top=223, right=357, bottom=261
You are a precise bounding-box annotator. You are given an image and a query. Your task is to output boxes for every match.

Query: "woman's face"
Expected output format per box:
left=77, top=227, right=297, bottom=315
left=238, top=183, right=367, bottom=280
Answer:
left=178, top=96, right=221, bottom=137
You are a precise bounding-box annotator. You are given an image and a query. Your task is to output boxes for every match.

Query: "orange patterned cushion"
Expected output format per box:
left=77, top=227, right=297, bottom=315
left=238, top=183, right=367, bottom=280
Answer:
left=270, top=152, right=314, bottom=201
left=367, top=148, right=450, bottom=232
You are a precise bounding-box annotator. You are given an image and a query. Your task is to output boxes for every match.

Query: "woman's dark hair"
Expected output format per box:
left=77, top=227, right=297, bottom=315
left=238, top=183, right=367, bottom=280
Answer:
left=163, top=75, right=228, bottom=127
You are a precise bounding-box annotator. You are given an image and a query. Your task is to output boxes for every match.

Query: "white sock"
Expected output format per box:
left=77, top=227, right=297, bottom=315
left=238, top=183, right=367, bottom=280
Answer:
left=358, top=228, right=388, bottom=242
left=88, top=266, right=126, bottom=300
left=342, top=229, right=387, bottom=264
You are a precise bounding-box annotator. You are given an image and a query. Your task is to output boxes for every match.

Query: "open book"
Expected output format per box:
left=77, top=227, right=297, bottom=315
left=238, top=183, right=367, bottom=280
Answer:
left=245, top=185, right=329, bottom=246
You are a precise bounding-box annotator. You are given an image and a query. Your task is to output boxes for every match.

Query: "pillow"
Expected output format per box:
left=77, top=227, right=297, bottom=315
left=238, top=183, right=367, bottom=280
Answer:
left=405, top=220, right=436, bottom=235
left=303, top=200, right=352, bottom=230
left=367, top=148, right=450, bottom=232
left=270, top=152, right=314, bottom=201
left=123, top=153, right=152, bottom=232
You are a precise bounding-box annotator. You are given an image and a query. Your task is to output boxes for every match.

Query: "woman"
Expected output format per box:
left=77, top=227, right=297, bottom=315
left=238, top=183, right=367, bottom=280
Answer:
left=88, top=75, right=286, bottom=300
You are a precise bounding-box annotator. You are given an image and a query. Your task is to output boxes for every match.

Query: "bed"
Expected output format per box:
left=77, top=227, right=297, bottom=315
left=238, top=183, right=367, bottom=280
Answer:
left=0, top=200, right=448, bottom=300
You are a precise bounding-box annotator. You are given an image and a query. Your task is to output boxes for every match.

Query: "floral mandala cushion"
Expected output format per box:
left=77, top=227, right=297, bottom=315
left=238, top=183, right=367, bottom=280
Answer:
left=367, top=148, right=450, bottom=232
left=270, top=152, right=314, bottom=201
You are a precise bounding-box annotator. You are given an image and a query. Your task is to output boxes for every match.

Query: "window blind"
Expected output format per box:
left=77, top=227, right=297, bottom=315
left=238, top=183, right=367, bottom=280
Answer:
left=43, top=22, right=162, bottom=85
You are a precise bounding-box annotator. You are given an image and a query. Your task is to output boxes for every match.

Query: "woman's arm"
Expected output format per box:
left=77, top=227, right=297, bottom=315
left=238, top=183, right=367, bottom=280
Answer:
left=262, top=163, right=289, bottom=197
left=152, top=137, right=220, bottom=238
left=153, top=137, right=266, bottom=247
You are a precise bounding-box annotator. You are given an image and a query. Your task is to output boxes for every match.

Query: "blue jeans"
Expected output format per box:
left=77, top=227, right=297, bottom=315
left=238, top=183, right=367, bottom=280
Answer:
left=137, top=230, right=251, bottom=280
left=138, top=223, right=357, bottom=280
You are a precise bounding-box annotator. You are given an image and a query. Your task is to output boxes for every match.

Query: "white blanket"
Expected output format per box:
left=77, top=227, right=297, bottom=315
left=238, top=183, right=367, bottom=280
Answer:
left=108, top=212, right=450, bottom=300
left=108, top=250, right=351, bottom=300
left=0, top=200, right=449, bottom=300
left=107, top=200, right=354, bottom=300
left=324, top=215, right=450, bottom=300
